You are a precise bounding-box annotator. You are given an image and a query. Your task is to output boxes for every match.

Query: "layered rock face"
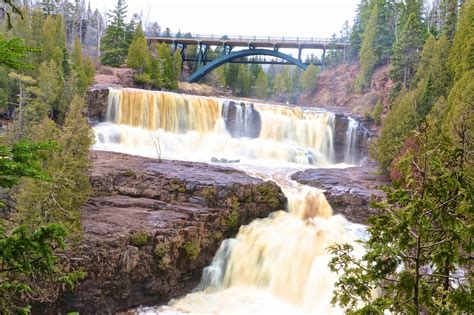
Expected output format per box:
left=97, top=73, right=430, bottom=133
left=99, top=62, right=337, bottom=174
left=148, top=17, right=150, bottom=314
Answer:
left=50, top=151, right=286, bottom=314
left=87, top=88, right=109, bottom=123
left=291, top=164, right=390, bottom=224
left=222, top=100, right=262, bottom=138
left=333, top=113, right=370, bottom=163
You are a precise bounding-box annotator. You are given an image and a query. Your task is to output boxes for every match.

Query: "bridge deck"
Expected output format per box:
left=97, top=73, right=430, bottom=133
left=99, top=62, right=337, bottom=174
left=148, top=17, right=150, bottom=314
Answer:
left=147, top=34, right=348, bottom=50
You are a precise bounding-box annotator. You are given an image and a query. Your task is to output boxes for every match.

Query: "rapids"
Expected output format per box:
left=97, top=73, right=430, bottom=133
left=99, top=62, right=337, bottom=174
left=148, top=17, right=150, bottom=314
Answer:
left=93, top=88, right=366, bottom=314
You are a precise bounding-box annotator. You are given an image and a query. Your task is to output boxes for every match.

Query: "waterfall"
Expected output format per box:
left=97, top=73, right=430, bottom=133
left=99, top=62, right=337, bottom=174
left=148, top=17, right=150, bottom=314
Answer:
left=344, top=117, right=359, bottom=165
left=95, top=88, right=339, bottom=166
left=93, top=88, right=367, bottom=314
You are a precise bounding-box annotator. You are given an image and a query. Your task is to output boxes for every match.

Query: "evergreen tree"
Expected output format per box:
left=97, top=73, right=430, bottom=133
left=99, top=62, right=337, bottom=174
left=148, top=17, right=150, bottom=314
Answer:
left=355, top=0, right=397, bottom=92
left=354, top=4, right=379, bottom=92
left=127, top=22, right=150, bottom=75
left=390, top=11, right=425, bottom=92
left=300, top=63, right=319, bottom=92
left=170, top=50, right=182, bottom=89
left=35, top=59, right=64, bottom=120
left=100, top=0, right=129, bottom=66
left=224, top=63, right=240, bottom=92
left=254, top=70, right=269, bottom=99
left=15, top=96, right=94, bottom=233
left=41, top=14, right=67, bottom=68
left=71, top=36, right=95, bottom=94
left=440, top=0, right=459, bottom=40
left=330, top=124, right=472, bottom=313
left=235, top=64, right=251, bottom=96
left=149, top=53, right=163, bottom=88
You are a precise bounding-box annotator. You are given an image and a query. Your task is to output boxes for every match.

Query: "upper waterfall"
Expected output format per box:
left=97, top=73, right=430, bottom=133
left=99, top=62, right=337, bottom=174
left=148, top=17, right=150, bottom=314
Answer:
left=95, top=88, right=345, bottom=166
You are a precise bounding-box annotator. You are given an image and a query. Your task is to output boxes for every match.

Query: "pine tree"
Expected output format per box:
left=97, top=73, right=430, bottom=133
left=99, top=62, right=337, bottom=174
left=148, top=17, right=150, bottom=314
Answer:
left=301, top=63, right=319, bottom=92
left=40, top=14, right=67, bottom=71
left=354, top=4, right=378, bottom=92
left=235, top=64, right=251, bottom=96
left=440, top=0, right=459, bottom=40
left=254, top=70, right=269, bottom=99
left=390, top=11, right=425, bottom=92
left=127, top=22, right=150, bottom=75
left=355, top=0, right=397, bottom=92
left=34, top=59, right=64, bottom=120
left=100, top=0, right=129, bottom=66
left=170, top=50, right=182, bottom=89
left=157, top=42, right=174, bottom=89
left=71, top=36, right=94, bottom=94
left=14, top=96, right=93, bottom=233
left=149, top=54, right=163, bottom=88
left=330, top=124, right=472, bottom=313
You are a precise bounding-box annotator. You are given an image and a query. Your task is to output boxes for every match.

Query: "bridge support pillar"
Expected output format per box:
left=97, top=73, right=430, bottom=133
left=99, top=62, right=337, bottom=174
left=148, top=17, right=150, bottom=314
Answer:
left=298, top=46, right=302, bottom=61
left=197, top=43, right=209, bottom=69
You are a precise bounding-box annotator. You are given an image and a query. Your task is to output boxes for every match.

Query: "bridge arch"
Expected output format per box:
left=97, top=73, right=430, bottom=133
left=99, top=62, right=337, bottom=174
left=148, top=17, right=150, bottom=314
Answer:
left=187, top=49, right=308, bottom=83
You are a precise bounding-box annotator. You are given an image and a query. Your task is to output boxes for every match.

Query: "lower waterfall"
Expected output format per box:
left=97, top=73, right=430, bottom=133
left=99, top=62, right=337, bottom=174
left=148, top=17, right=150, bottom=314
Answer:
left=93, top=88, right=366, bottom=314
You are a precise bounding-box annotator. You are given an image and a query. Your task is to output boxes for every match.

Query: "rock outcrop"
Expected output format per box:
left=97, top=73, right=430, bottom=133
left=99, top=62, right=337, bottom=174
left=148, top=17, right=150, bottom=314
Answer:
left=333, top=114, right=370, bottom=163
left=222, top=100, right=262, bottom=138
left=298, top=63, right=392, bottom=119
left=49, top=151, right=286, bottom=314
left=291, top=164, right=390, bottom=223
left=87, top=87, right=109, bottom=123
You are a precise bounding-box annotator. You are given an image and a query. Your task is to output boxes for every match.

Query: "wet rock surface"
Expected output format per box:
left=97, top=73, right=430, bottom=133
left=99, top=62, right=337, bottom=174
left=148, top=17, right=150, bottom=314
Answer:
left=87, top=88, right=109, bottom=123
left=50, top=151, right=286, bottom=314
left=291, top=164, right=390, bottom=224
left=333, top=114, right=370, bottom=163
left=222, top=100, right=262, bottom=138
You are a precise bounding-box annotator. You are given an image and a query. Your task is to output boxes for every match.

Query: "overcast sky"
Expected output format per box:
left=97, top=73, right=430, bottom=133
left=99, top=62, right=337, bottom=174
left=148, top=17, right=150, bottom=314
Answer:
left=93, top=0, right=360, bottom=38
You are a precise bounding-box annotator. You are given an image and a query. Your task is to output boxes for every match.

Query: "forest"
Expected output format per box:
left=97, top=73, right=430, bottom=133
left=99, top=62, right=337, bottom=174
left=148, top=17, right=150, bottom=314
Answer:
left=0, top=0, right=472, bottom=313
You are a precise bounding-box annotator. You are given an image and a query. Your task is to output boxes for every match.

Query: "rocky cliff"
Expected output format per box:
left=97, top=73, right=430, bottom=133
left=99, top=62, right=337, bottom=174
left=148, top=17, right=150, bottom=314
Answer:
left=298, top=63, right=392, bottom=119
left=46, top=151, right=286, bottom=314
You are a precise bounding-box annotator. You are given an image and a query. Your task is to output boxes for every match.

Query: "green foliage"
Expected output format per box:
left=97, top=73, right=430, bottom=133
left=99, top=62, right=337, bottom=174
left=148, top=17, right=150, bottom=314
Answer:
left=226, top=210, right=239, bottom=229
left=129, top=230, right=150, bottom=247
left=372, top=99, right=383, bottom=125
left=448, top=0, right=473, bottom=81
left=354, top=4, right=378, bottom=92
left=36, top=59, right=64, bottom=117
left=0, top=223, right=86, bottom=314
left=100, top=0, right=130, bottom=66
left=14, top=97, right=94, bottom=233
left=41, top=14, right=66, bottom=67
left=235, top=64, right=251, bottom=96
left=71, top=37, right=95, bottom=95
left=390, top=10, right=425, bottom=92
left=0, top=142, right=50, bottom=191
left=0, top=37, right=39, bottom=70
left=376, top=88, right=418, bottom=170
left=300, top=63, right=319, bottom=92
left=127, top=22, right=150, bottom=74
left=254, top=70, right=269, bottom=99
left=330, top=125, right=473, bottom=314
left=183, top=239, right=200, bottom=260
left=355, top=0, right=397, bottom=92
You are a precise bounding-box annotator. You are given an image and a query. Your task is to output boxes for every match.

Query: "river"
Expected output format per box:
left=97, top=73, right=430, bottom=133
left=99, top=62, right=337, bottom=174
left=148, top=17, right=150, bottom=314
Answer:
left=93, top=88, right=367, bottom=314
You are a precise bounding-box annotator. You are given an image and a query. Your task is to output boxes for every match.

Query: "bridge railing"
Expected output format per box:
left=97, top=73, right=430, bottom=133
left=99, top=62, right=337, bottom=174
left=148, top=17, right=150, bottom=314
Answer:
left=149, top=33, right=349, bottom=45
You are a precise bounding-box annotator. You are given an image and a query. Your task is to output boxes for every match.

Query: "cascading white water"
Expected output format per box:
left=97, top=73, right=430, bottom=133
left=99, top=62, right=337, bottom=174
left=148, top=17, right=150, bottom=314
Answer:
left=95, top=88, right=337, bottom=166
left=344, top=117, right=359, bottom=165
left=93, top=88, right=366, bottom=315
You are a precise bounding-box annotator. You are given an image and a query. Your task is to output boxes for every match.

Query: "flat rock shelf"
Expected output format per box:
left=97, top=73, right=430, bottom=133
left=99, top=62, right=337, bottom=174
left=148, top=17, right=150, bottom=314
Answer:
left=37, top=151, right=286, bottom=314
